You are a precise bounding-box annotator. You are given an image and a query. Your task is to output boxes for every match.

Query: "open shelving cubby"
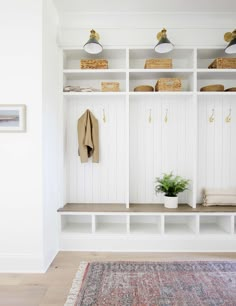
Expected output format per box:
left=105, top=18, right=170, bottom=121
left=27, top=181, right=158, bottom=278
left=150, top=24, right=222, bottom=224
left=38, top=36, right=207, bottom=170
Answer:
left=129, top=70, right=193, bottom=92
left=63, top=70, right=127, bottom=94
left=199, top=215, right=232, bottom=235
left=164, top=215, right=197, bottom=235
left=59, top=47, right=236, bottom=251
left=129, top=48, right=194, bottom=69
left=63, top=48, right=127, bottom=70
left=129, top=215, right=162, bottom=235
left=61, top=214, right=92, bottom=235
left=95, top=215, right=127, bottom=235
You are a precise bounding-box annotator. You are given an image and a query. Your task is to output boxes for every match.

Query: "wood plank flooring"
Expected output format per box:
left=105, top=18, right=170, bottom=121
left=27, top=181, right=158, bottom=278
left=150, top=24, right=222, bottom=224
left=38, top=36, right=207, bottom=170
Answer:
left=0, top=252, right=236, bottom=306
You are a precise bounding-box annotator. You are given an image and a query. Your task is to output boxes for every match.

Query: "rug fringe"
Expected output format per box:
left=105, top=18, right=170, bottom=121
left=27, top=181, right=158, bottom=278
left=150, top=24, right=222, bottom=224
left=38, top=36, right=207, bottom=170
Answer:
left=64, top=261, right=88, bottom=306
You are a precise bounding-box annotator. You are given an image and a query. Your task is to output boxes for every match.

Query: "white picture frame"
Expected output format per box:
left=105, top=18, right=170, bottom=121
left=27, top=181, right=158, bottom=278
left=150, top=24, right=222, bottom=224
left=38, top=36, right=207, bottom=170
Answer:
left=0, top=104, right=26, bottom=132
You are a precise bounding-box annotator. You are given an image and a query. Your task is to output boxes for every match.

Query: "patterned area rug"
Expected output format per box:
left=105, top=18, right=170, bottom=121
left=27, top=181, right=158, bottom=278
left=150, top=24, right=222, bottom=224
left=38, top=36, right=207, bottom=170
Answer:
left=65, top=261, right=236, bottom=306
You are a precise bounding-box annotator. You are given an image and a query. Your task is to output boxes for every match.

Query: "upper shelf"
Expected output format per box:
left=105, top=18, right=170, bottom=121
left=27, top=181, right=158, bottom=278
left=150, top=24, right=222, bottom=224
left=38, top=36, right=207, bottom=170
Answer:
left=197, top=48, right=236, bottom=69
left=129, top=48, right=194, bottom=69
left=197, top=70, right=236, bottom=92
left=62, top=48, right=236, bottom=95
left=63, top=49, right=127, bottom=69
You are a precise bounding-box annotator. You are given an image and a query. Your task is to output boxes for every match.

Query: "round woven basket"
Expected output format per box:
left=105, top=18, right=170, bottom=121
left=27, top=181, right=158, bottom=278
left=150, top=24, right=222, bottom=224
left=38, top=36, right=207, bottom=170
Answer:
left=200, top=84, right=224, bottom=92
left=134, top=85, right=154, bottom=92
left=225, top=87, right=236, bottom=92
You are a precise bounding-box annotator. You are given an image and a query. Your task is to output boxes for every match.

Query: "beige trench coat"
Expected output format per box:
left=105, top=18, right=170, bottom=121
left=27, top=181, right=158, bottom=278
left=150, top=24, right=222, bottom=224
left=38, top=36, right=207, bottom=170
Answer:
left=77, top=109, right=99, bottom=163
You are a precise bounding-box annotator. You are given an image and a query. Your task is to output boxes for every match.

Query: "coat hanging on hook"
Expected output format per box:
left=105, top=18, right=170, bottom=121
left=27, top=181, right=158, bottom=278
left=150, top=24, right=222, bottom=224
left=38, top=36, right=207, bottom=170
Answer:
left=77, top=109, right=99, bottom=163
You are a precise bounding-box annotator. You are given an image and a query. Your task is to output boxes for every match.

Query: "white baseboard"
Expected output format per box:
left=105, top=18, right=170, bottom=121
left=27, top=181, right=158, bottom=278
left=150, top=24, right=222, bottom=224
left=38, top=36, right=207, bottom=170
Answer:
left=0, top=253, right=50, bottom=273
left=43, top=248, right=59, bottom=272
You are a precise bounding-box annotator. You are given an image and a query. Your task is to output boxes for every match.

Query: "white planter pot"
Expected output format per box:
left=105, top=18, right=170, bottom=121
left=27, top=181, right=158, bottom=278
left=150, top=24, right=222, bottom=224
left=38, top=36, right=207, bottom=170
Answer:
left=164, top=196, right=178, bottom=209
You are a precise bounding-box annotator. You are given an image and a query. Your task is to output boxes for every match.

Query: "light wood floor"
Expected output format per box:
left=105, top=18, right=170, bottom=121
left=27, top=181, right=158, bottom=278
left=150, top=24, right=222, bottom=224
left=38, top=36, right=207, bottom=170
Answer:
left=0, top=252, right=236, bottom=306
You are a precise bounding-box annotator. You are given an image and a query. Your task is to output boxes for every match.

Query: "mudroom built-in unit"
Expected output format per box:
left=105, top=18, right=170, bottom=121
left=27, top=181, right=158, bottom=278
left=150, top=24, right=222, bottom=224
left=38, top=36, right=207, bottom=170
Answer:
left=59, top=47, right=236, bottom=251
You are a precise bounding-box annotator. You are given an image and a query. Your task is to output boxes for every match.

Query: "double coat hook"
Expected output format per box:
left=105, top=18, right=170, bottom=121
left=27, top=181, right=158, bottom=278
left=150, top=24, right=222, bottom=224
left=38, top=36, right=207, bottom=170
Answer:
left=225, top=108, right=231, bottom=123
left=209, top=109, right=215, bottom=123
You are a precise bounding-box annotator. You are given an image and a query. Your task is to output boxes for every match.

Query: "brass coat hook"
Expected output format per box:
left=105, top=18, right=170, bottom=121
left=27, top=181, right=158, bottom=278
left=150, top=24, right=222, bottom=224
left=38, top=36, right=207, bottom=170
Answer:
left=209, top=109, right=215, bottom=123
left=164, top=109, right=168, bottom=123
left=225, top=108, right=231, bottom=123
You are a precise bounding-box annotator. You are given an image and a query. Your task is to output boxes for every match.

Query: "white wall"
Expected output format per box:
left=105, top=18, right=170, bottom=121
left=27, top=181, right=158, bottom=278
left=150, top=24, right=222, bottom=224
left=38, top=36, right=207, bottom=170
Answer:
left=0, top=1, right=44, bottom=272
left=42, top=0, right=61, bottom=271
left=58, top=12, right=236, bottom=47
left=0, top=0, right=60, bottom=273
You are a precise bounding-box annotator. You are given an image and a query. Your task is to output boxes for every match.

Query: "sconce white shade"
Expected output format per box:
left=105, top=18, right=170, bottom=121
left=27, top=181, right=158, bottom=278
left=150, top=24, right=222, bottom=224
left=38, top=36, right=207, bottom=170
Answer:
left=224, top=29, right=236, bottom=54
left=225, top=37, right=236, bottom=54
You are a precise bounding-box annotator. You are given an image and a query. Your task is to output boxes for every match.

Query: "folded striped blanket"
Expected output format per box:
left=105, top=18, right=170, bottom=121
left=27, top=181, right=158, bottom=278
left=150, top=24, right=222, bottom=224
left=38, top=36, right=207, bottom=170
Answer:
left=203, top=188, right=236, bottom=206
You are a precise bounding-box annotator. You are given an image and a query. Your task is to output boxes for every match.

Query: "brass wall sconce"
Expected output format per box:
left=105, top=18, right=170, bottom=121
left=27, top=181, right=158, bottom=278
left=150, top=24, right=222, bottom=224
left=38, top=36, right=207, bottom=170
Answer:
left=83, top=29, right=103, bottom=54
left=154, top=28, right=174, bottom=53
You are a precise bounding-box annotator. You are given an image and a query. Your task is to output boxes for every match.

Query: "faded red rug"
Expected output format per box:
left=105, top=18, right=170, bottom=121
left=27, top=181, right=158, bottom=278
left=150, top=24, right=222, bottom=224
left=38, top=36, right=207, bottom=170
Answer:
left=65, top=261, right=236, bottom=306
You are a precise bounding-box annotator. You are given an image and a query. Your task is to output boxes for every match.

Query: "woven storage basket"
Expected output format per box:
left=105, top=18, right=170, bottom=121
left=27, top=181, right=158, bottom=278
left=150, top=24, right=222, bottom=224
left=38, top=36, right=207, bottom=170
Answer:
left=134, top=85, right=154, bottom=92
left=101, top=82, right=120, bottom=92
left=200, top=84, right=224, bottom=92
left=144, top=58, right=172, bottom=69
left=155, top=78, right=181, bottom=91
left=80, top=59, right=108, bottom=69
left=208, top=58, right=236, bottom=69
left=225, top=87, right=236, bottom=92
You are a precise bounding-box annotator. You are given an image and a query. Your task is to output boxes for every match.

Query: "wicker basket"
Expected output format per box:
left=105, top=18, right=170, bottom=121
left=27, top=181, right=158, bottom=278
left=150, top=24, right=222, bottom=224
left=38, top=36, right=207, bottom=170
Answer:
left=134, top=85, right=154, bottom=92
left=200, top=84, right=224, bottom=92
left=80, top=59, right=108, bottom=69
left=225, top=87, right=236, bottom=92
left=144, top=58, right=172, bottom=69
left=208, top=58, right=236, bottom=69
left=155, top=78, right=181, bottom=91
left=101, top=82, right=120, bottom=92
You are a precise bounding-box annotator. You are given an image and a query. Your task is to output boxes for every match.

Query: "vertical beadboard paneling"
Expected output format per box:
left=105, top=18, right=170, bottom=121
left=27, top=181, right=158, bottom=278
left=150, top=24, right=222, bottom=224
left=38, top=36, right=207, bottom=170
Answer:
left=144, top=101, right=154, bottom=202
left=229, top=101, right=236, bottom=184
left=197, top=99, right=207, bottom=202
left=222, top=99, right=232, bottom=187
left=129, top=96, right=194, bottom=204
left=65, top=96, right=126, bottom=203
left=129, top=99, right=138, bottom=202
left=197, top=96, right=236, bottom=203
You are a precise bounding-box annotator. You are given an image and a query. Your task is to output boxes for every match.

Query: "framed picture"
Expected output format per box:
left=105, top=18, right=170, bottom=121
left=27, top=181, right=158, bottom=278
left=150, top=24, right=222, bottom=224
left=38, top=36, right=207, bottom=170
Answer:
left=0, top=104, right=26, bottom=132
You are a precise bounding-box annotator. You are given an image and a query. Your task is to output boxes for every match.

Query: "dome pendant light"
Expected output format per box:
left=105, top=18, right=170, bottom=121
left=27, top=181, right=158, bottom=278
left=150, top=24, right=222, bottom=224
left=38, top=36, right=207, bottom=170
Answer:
left=224, top=29, right=236, bottom=54
left=154, top=28, right=174, bottom=53
left=83, top=29, right=103, bottom=54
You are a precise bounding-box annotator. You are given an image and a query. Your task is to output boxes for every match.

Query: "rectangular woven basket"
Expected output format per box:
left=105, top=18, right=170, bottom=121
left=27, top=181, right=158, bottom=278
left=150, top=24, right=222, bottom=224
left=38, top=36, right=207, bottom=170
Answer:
left=80, top=59, right=108, bottom=69
left=101, top=82, right=120, bottom=92
left=144, top=58, right=172, bottom=69
left=208, top=58, right=236, bottom=69
left=155, top=78, right=181, bottom=91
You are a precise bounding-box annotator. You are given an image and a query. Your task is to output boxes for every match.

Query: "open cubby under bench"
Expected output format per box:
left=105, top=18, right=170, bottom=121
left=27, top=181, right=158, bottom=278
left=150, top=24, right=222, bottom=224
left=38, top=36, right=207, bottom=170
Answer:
left=58, top=204, right=236, bottom=252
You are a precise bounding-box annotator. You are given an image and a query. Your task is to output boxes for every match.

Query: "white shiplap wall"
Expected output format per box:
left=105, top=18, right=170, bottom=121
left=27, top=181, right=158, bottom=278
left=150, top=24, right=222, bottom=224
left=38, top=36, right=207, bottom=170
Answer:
left=197, top=96, right=236, bottom=203
left=130, top=95, right=194, bottom=204
left=65, top=96, right=126, bottom=203
left=57, top=12, right=236, bottom=48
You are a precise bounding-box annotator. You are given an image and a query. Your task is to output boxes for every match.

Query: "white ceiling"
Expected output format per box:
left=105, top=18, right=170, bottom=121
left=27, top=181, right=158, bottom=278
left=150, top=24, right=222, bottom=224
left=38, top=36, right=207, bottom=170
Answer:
left=53, top=0, right=236, bottom=13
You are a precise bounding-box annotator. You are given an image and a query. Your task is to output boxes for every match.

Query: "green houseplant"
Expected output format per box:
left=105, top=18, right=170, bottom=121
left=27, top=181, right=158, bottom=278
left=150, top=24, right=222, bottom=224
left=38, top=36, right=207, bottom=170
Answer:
left=155, top=172, right=189, bottom=208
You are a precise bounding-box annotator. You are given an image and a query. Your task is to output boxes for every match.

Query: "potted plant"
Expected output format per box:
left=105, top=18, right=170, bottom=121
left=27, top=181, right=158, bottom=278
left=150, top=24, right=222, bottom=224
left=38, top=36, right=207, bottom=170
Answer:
left=155, top=172, right=189, bottom=208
